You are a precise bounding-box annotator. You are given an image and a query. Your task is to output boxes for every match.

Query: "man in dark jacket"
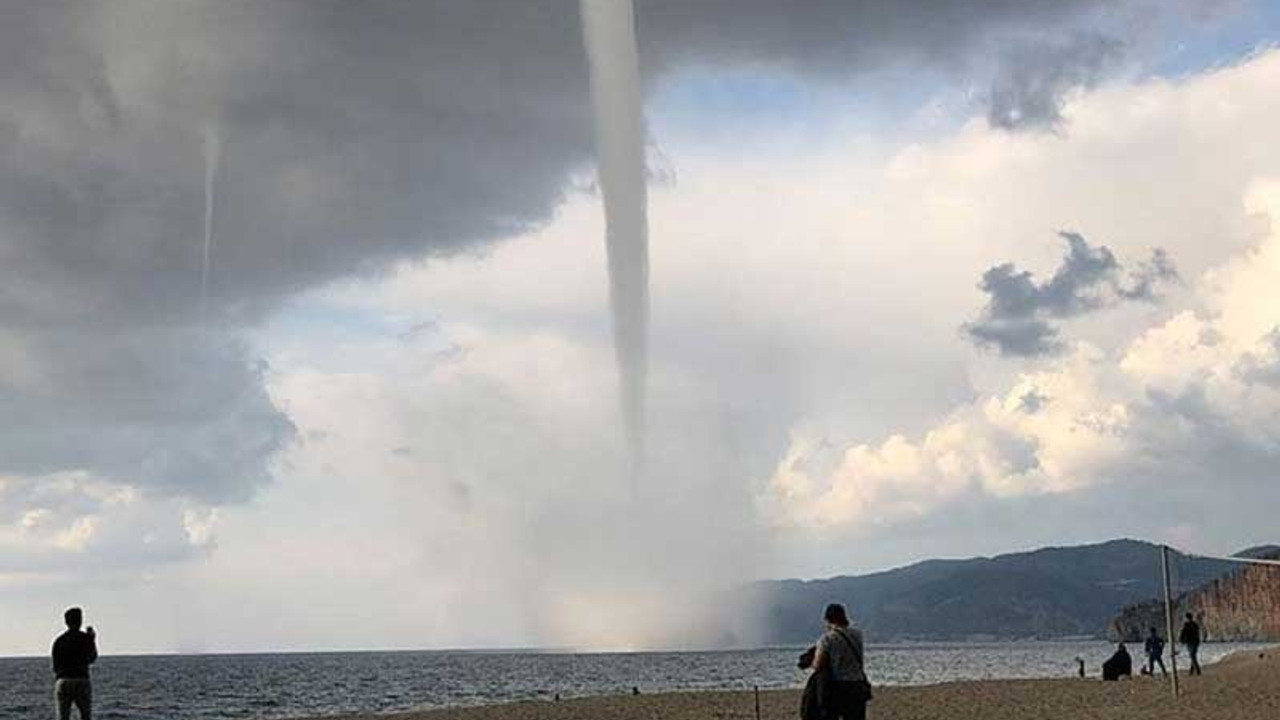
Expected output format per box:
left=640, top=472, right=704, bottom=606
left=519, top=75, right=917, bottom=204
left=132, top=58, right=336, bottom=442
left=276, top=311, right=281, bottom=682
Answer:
left=52, top=607, right=97, bottom=720
left=1180, top=613, right=1203, bottom=676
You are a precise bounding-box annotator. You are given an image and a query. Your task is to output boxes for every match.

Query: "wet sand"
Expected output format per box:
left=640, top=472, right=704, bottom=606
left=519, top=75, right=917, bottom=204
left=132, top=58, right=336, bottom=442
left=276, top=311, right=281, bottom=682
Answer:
left=328, top=648, right=1279, bottom=720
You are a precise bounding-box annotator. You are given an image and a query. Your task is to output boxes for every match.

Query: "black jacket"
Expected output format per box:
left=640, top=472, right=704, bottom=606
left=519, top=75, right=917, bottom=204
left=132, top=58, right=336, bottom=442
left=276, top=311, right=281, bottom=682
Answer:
left=1102, top=647, right=1132, bottom=681
left=800, top=668, right=827, bottom=720
left=52, top=630, right=97, bottom=680
left=1180, top=620, right=1202, bottom=646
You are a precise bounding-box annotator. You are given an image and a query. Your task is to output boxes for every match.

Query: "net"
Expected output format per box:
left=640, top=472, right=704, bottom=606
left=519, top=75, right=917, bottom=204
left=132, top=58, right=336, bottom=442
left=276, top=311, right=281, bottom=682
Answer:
left=1111, top=545, right=1280, bottom=681
left=1169, top=549, right=1280, bottom=644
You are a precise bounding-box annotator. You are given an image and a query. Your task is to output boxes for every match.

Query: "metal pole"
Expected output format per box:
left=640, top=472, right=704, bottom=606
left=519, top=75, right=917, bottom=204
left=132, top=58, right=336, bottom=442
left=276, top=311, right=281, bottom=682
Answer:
left=754, top=684, right=761, bottom=720
left=1161, top=545, right=1181, bottom=698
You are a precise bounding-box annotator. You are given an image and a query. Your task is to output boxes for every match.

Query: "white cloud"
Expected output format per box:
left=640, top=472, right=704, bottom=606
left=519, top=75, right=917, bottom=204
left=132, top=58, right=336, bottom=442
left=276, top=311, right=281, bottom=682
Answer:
left=53, top=516, right=100, bottom=552
left=3, top=0, right=1155, bottom=542
left=7, top=44, right=1280, bottom=655
left=181, top=508, right=219, bottom=550
left=204, top=49, right=1280, bottom=651
left=0, top=470, right=219, bottom=574
left=763, top=179, right=1280, bottom=542
left=253, top=317, right=764, bottom=650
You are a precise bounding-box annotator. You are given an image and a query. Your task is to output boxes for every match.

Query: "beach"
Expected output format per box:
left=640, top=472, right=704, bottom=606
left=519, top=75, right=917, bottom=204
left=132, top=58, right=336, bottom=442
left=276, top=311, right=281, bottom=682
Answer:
left=327, top=649, right=1279, bottom=720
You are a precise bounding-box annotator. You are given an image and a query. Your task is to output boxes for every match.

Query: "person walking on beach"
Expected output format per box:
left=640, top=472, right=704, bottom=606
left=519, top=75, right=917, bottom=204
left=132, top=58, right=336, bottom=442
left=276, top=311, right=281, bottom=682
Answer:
left=1144, top=627, right=1167, bottom=677
left=52, top=607, right=97, bottom=720
left=1180, top=613, right=1203, bottom=676
left=809, top=603, right=871, bottom=720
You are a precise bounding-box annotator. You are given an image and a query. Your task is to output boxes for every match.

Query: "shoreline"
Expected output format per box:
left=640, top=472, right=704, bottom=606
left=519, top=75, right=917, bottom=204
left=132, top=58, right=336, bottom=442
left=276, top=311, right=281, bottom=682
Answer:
left=323, top=647, right=1279, bottom=720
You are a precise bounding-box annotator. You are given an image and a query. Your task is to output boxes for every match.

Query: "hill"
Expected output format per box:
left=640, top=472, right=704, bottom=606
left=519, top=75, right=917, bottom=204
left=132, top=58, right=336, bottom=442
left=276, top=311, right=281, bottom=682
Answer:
left=754, top=539, right=1241, bottom=643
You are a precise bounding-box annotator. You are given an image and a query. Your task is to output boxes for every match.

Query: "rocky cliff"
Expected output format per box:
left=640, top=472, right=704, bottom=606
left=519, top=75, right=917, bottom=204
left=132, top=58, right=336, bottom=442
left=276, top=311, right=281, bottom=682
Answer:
left=1112, top=550, right=1280, bottom=642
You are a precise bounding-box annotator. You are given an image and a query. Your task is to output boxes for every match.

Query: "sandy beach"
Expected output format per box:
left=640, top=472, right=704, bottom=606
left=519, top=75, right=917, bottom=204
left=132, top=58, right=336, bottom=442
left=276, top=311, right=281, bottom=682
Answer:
left=327, top=649, right=1279, bottom=720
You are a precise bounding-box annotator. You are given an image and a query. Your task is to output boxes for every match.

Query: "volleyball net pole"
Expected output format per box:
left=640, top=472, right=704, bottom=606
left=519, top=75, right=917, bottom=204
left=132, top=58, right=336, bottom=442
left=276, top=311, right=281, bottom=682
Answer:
left=1157, top=543, right=1280, bottom=700
left=1160, top=545, right=1181, bottom=699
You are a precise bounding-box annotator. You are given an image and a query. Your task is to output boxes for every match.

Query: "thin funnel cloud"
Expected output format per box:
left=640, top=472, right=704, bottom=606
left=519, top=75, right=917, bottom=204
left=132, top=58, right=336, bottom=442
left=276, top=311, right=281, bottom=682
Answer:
left=579, top=0, right=650, bottom=463
left=201, top=122, right=221, bottom=314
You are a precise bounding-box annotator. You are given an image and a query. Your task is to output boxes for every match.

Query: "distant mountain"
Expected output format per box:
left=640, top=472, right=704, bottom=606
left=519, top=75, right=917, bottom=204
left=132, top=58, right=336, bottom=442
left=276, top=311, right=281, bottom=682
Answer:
left=1235, top=545, right=1280, bottom=560
left=754, top=539, right=1243, bottom=644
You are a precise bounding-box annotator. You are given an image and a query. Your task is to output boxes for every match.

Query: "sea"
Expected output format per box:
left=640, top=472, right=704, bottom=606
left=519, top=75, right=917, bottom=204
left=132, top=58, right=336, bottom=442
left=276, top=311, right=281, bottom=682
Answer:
left=0, top=641, right=1266, bottom=719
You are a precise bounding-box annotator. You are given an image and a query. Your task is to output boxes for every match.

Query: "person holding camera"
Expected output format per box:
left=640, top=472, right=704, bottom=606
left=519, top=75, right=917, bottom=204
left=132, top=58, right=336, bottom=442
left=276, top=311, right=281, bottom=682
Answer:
left=52, top=607, right=98, bottom=720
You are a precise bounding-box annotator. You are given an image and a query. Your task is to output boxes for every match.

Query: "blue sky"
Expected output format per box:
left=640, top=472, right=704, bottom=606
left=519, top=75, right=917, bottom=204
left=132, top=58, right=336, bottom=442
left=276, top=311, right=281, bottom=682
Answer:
left=1148, top=1, right=1280, bottom=76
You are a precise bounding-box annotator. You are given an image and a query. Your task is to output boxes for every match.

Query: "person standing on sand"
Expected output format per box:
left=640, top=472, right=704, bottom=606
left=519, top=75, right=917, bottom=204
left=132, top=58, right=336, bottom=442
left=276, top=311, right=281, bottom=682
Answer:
left=810, top=603, right=871, bottom=720
left=1144, top=627, right=1167, bottom=677
left=52, top=607, right=97, bottom=720
left=1180, top=613, right=1203, bottom=676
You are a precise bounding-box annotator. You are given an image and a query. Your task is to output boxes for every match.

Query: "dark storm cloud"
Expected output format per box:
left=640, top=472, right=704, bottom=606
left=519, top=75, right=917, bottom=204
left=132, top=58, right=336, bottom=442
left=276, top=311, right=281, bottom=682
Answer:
left=988, top=32, right=1124, bottom=130
left=965, top=316, right=1062, bottom=357
left=641, top=0, right=1120, bottom=76
left=0, top=1, right=1194, bottom=509
left=1, top=328, right=293, bottom=503
left=2, top=0, right=1155, bottom=324
left=0, top=1, right=593, bottom=325
left=0, top=1, right=592, bottom=505
left=1118, top=247, right=1179, bottom=301
left=1017, top=388, right=1050, bottom=414
left=964, top=232, right=1178, bottom=357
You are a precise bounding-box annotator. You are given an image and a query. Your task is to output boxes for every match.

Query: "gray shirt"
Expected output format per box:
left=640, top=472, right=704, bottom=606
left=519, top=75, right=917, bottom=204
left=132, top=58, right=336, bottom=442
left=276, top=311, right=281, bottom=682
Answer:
left=817, top=627, right=867, bottom=682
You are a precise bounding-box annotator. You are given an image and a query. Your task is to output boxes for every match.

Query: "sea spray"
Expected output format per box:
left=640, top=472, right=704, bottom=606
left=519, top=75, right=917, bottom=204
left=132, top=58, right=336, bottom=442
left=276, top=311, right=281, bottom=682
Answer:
left=579, top=0, right=650, bottom=466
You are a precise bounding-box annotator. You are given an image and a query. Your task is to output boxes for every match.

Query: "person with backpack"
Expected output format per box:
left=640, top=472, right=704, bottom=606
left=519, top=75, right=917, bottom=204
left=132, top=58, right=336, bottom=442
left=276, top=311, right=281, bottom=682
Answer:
left=805, top=603, right=872, bottom=720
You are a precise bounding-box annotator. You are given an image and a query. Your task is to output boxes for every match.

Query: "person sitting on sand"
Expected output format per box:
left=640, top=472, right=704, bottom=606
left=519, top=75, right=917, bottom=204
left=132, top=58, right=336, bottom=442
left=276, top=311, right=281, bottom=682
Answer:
left=1144, top=627, right=1167, bottom=677
left=809, top=603, right=872, bottom=720
left=1102, top=642, right=1132, bottom=681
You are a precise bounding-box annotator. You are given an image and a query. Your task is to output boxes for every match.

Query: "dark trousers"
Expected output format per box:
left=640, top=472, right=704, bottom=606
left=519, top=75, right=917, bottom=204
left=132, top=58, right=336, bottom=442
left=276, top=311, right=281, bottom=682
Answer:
left=827, top=681, right=869, bottom=720
left=54, top=678, right=91, bottom=720
left=1147, top=655, right=1167, bottom=676
left=1187, top=644, right=1202, bottom=675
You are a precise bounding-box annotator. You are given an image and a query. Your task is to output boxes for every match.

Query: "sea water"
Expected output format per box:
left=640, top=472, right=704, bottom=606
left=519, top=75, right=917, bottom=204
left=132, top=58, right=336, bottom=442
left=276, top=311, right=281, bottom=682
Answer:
left=0, top=641, right=1266, bottom=719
